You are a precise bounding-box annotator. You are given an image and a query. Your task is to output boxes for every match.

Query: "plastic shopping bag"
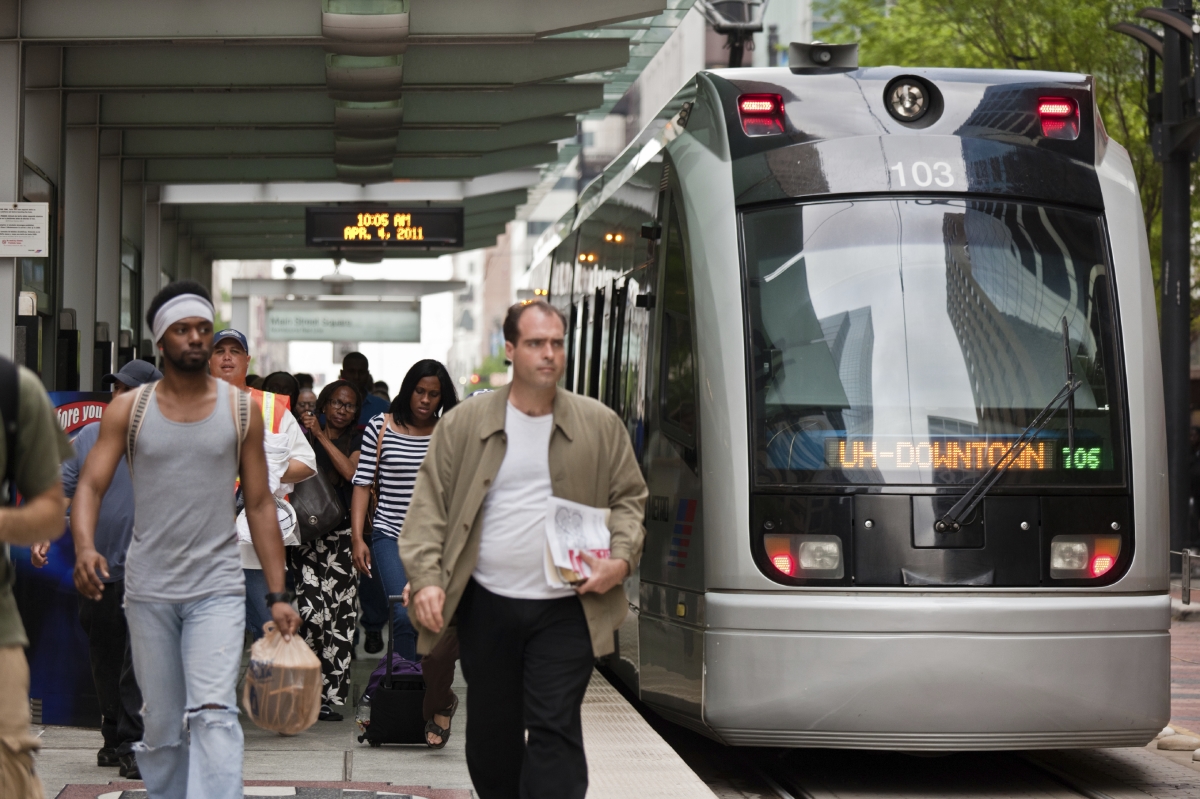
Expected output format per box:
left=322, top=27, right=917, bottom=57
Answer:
left=242, top=622, right=322, bottom=735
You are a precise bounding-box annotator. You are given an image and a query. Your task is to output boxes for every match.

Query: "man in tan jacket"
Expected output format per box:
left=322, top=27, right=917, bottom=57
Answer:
left=400, top=300, right=647, bottom=799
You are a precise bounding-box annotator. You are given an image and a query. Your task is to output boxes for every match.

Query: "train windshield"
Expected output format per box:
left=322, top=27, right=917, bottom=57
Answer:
left=742, top=197, right=1125, bottom=487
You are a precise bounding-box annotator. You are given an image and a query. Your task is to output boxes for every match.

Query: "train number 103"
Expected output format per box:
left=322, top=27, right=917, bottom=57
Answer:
left=889, top=161, right=955, bottom=188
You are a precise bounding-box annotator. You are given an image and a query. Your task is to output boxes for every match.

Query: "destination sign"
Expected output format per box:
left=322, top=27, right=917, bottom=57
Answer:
left=305, top=207, right=463, bottom=249
left=822, top=438, right=1105, bottom=471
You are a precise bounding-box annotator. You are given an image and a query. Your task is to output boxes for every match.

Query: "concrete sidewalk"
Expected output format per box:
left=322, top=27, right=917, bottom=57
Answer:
left=36, top=660, right=716, bottom=799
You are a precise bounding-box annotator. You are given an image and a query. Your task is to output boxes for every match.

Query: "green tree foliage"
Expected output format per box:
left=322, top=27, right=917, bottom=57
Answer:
left=817, top=0, right=1181, bottom=312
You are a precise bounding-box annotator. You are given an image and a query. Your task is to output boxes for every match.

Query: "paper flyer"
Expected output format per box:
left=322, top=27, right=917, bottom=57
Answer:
left=544, top=496, right=611, bottom=584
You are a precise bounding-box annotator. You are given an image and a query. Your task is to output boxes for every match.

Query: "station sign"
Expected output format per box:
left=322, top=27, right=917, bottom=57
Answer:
left=266, top=302, right=420, bottom=342
left=0, top=203, right=49, bottom=257
left=305, top=206, right=464, bottom=249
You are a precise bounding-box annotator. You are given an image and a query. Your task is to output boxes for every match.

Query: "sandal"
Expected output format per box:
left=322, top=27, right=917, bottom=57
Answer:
left=424, top=694, right=459, bottom=749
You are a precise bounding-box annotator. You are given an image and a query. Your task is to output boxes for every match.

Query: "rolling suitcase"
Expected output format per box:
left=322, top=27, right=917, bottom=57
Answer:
left=358, top=595, right=426, bottom=746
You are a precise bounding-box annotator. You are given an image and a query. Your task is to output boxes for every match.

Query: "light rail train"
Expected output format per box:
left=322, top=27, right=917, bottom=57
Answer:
left=525, top=43, right=1169, bottom=750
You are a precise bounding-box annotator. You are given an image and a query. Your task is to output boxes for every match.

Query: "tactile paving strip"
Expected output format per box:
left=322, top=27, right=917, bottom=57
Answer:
left=580, top=671, right=718, bottom=799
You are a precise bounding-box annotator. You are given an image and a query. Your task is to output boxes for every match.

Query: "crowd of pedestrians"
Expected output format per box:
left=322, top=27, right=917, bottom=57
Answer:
left=0, top=284, right=647, bottom=799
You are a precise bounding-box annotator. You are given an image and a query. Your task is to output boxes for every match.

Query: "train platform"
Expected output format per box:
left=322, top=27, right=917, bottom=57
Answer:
left=36, top=660, right=716, bottom=799
left=33, top=606, right=1200, bottom=799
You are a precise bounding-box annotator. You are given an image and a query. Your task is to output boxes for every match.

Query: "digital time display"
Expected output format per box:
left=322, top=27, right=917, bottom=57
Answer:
left=305, top=207, right=464, bottom=249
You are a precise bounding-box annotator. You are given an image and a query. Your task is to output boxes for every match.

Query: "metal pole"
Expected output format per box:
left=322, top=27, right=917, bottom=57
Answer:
left=1161, top=7, right=1194, bottom=557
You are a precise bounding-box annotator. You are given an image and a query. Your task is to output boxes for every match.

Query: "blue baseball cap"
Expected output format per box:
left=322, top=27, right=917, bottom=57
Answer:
left=213, top=328, right=249, bottom=354
left=102, top=359, right=162, bottom=388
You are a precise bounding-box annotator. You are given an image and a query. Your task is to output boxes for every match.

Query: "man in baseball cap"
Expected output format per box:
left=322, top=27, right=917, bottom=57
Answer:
left=100, top=360, right=162, bottom=391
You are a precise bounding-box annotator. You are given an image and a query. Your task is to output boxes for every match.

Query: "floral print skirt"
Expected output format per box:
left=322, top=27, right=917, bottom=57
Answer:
left=289, top=527, right=357, bottom=705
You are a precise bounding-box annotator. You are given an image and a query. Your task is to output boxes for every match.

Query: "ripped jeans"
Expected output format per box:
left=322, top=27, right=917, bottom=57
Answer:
left=125, top=594, right=245, bottom=799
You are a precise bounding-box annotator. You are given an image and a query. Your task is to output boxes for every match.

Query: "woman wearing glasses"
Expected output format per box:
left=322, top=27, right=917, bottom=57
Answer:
left=295, top=379, right=364, bottom=720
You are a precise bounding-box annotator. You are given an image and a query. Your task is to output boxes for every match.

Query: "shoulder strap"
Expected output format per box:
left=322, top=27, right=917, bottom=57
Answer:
left=230, top=384, right=250, bottom=467
left=0, top=357, right=18, bottom=506
left=125, top=382, right=157, bottom=480
left=371, top=414, right=391, bottom=490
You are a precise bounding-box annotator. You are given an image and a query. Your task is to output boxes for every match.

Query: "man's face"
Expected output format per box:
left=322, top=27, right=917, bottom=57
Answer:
left=505, top=307, right=565, bottom=392
left=210, top=339, right=250, bottom=387
left=110, top=381, right=132, bottom=398
left=340, top=357, right=371, bottom=391
left=160, top=318, right=214, bottom=373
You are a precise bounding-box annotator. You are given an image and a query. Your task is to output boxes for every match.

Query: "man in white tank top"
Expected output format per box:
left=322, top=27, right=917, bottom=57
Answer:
left=71, top=281, right=300, bottom=799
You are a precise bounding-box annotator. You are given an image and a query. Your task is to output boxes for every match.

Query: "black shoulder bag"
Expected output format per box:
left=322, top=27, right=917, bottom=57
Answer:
left=291, top=431, right=348, bottom=544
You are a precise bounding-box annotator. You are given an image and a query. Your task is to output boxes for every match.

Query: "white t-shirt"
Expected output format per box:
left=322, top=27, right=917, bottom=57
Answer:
left=473, top=402, right=575, bottom=600
left=240, top=410, right=318, bottom=569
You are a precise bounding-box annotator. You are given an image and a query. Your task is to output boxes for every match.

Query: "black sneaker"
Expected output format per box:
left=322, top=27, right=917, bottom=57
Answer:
left=118, top=753, right=141, bottom=779
left=319, top=704, right=344, bottom=722
left=364, top=630, right=384, bottom=654
left=97, top=747, right=120, bottom=767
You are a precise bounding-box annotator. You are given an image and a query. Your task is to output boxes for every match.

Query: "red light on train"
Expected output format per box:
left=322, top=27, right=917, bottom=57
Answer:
left=738, top=94, right=785, bottom=137
left=771, top=553, right=796, bottom=576
left=1037, top=97, right=1079, bottom=140
left=1090, top=554, right=1115, bottom=578
left=1037, top=98, right=1075, bottom=117
left=739, top=97, right=777, bottom=113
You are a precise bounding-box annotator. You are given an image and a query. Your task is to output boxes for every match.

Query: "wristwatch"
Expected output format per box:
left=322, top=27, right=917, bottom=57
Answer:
left=264, top=590, right=295, bottom=606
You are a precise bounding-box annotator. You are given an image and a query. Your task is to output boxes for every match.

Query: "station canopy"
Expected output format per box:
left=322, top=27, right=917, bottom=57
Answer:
left=23, top=0, right=696, bottom=259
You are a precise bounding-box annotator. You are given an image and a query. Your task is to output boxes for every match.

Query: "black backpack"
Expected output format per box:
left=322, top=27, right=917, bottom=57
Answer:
left=0, top=356, right=18, bottom=505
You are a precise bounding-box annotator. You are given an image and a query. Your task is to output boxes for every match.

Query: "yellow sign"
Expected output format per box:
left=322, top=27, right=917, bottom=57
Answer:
left=343, top=212, right=424, bottom=243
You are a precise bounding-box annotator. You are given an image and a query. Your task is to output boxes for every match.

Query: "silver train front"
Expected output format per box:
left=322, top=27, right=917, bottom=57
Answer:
left=536, top=65, right=1170, bottom=750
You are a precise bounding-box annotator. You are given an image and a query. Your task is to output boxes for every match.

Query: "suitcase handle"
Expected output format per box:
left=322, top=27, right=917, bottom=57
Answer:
left=384, top=594, right=405, bottom=689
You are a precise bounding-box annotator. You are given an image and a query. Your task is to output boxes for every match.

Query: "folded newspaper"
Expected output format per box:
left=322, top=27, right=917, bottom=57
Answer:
left=544, top=496, right=611, bottom=587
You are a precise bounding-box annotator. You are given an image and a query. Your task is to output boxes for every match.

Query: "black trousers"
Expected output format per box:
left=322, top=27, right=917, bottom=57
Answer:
left=457, top=580, right=595, bottom=799
left=77, top=579, right=143, bottom=755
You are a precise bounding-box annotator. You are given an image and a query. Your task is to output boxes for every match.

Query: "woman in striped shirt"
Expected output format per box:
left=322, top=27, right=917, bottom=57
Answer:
left=350, top=360, right=458, bottom=661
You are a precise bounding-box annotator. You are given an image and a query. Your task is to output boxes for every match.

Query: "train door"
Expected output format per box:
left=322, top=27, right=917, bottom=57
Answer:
left=637, top=162, right=706, bottom=720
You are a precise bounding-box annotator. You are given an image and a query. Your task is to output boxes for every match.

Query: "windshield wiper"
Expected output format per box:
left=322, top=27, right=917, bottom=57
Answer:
left=936, top=377, right=1082, bottom=533
left=1062, top=316, right=1075, bottom=456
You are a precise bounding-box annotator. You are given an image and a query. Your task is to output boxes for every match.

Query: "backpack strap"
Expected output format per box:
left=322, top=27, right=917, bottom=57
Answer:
left=125, top=381, right=158, bottom=480
left=230, top=385, right=251, bottom=467
left=0, top=357, right=19, bottom=506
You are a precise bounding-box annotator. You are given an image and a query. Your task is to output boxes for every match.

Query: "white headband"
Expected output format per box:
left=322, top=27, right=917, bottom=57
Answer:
left=152, top=294, right=214, bottom=342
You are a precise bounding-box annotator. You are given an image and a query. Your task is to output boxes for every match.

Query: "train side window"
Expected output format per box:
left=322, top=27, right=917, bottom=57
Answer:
left=660, top=200, right=697, bottom=444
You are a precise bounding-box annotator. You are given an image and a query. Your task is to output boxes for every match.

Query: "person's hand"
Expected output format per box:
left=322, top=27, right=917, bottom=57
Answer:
left=401, top=582, right=411, bottom=607
left=574, top=553, right=630, bottom=596
left=271, top=601, right=301, bottom=640
left=302, top=412, right=324, bottom=439
left=352, top=536, right=372, bottom=576
left=30, top=541, right=50, bottom=568
left=73, top=549, right=110, bottom=601
left=412, top=586, right=446, bottom=633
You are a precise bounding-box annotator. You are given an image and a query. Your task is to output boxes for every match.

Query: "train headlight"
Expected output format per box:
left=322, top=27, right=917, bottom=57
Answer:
left=764, top=533, right=843, bottom=579
left=1049, top=534, right=1121, bottom=579
left=799, top=540, right=840, bottom=570
left=1050, top=540, right=1087, bottom=572
left=887, top=80, right=928, bottom=122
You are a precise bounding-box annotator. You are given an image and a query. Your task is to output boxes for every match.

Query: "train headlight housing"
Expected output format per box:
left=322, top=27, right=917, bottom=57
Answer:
left=1037, top=96, right=1079, bottom=140
left=799, top=540, right=840, bottom=570
left=1049, top=534, right=1121, bottom=579
left=738, top=93, right=785, bottom=137
left=764, top=533, right=843, bottom=579
left=887, top=80, right=928, bottom=122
